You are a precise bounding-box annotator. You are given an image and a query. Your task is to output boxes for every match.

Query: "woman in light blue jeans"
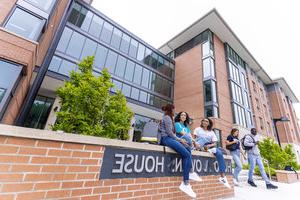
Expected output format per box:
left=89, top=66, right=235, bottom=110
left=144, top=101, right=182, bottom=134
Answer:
left=226, top=128, right=246, bottom=186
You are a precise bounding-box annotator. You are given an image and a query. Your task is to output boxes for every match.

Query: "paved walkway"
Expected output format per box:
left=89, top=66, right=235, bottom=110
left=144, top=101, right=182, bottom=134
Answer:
left=223, top=180, right=300, bottom=200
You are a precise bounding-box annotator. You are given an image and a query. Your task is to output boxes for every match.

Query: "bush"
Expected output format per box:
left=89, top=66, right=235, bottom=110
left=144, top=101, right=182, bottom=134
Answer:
left=258, top=138, right=300, bottom=170
left=52, top=56, right=134, bottom=140
left=242, top=164, right=249, bottom=170
left=254, top=166, right=276, bottom=177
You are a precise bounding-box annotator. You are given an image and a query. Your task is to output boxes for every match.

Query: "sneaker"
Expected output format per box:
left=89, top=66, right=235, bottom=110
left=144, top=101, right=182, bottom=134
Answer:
left=233, top=178, right=240, bottom=186
left=266, top=183, right=278, bottom=189
left=248, top=180, right=257, bottom=187
left=189, top=172, right=203, bottom=182
left=219, top=177, right=231, bottom=188
left=179, top=182, right=196, bottom=198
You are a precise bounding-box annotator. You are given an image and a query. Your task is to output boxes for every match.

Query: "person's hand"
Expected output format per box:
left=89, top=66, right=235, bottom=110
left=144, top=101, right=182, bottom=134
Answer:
left=194, top=143, right=201, bottom=150
left=233, top=138, right=239, bottom=143
left=180, top=138, right=188, bottom=146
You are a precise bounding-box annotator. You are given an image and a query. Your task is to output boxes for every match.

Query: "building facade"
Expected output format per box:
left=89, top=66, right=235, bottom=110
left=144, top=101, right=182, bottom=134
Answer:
left=0, top=1, right=299, bottom=161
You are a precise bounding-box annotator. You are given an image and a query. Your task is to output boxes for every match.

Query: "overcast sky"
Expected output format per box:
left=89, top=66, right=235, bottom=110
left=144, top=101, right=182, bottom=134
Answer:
left=92, top=0, right=300, bottom=120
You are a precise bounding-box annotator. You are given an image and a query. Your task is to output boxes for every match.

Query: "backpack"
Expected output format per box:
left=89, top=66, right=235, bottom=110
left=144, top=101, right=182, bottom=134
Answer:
left=140, top=121, right=160, bottom=144
left=241, top=134, right=255, bottom=150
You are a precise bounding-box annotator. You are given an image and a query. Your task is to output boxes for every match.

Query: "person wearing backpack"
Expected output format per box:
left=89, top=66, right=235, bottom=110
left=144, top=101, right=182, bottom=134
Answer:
left=159, top=104, right=201, bottom=198
left=225, top=128, right=246, bottom=186
left=244, top=128, right=278, bottom=189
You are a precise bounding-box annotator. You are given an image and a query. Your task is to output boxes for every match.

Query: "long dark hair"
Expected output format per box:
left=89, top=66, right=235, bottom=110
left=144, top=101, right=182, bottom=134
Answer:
left=161, top=104, right=175, bottom=119
left=200, top=118, right=213, bottom=131
left=174, top=112, right=190, bottom=127
left=230, top=128, right=239, bottom=137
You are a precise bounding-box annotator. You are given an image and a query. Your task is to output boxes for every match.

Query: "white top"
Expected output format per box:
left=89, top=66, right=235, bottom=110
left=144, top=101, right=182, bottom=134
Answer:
left=193, top=127, right=218, bottom=147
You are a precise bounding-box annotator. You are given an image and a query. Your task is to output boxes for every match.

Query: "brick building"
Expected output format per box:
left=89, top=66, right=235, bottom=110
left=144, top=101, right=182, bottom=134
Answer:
left=159, top=9, right=300, bottom=162
left=0, top=2, right=299, bottom=162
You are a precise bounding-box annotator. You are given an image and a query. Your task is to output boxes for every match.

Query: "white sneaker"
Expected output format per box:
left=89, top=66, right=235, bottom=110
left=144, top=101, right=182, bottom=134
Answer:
left=233, top=178, right=240, bottom=186
left=219, top=177, right=231, bottom=189
left=179, top=182, right=196, bottom=198
left=189, top=172, right=203, bottom=182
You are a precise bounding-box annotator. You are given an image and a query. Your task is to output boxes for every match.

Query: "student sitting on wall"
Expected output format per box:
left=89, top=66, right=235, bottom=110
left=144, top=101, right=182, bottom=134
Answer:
left=159, top=104, right=201, bottom=198
left=193, top=118, right=231, bottom=188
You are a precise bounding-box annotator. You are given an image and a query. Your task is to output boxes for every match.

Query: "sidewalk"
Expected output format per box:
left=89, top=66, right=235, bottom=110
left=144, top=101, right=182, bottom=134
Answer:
left=223, top=180, right=300, bottom=200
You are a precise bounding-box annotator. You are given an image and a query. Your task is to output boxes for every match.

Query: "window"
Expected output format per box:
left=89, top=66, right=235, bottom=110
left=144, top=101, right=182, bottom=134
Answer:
left=203, top=58, right=215, bottom=78
left=57, top=27, right=72, bottom=53
left=124, top=60, right=135, bottom=81
left=110, top=28, right=122, bottom=49
left=115, top=55, right=126, bottom=78
left=88, top=15, right=103, bottom=38
left=66, top=31, right=85, bottom=59
left=141, top=68, right=150, bottom=88
left=137, top=43, right=145, bottom=61
left=120, top=33, right=130, bottom=54
left=80, top=38, right=97, bottom=60
left=77, top=8, right=93, bottom=32
left=204, top=106, right=218, bottom=118
left=122, top=83, right=131, bottom=97
left=24, top=95, right=54, bottom=129
left=139, top=91, right=147, bottom=103
left=25, top=0, right=56, bottom=13
left=129, top=39, right=138, bottom=58
left=48, top=56, right=62, bottom=72
left=149, top=52, right=158, bottom=70
left=58, top=59, right=76, bottom=76
left=131, top=87, right=139, bottom=100
left=241, top=73, right=247, bottom=89
left=68, top=3, right=81, bottom=25
left=133, top=64, right=142, bottom=85
left=112, top=79, right=122, bottom=92
left=94, top=44, right=108, bottom=70
left=100, top=22, right=113, bottom=44
left=161, top=80, right=172, bottom=98
left=204, top=80, right=217, bottom=103
left=0, top=60, right=22, bottom=118
left=5, top=8, right=45, bottom=41
left=143, top=48, right=152, bottom=66
left=105, top=50, right=118, bottom=74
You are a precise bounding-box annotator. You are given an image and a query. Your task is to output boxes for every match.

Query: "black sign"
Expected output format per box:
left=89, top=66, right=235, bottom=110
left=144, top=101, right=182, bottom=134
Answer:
left=100, top=146, right=232, bottom=179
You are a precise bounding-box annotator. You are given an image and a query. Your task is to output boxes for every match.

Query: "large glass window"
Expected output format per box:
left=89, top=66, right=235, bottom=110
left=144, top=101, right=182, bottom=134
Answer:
left=80, top=38, right=97, bottom=60
left=0, top=60, right=22, bottom=117
left=131, top=87, right=139, bottom=100
left=48, top=56, right=62, bottom=72
left=112, top=79, right=122, bottom=92
left=137, top=43, right=145, bottom=61
left=100, top=22, right=113, bottom=44
left=5, top=8, right=45, bottom=41
left=24, top=96, right=54, bottom=129
left=94, top=44, right=108, bottom=70
left=129, top=39, right=138, bottom=58
left=122, top=83, right=131, bottom=97
left=203, top=58, right=215, bottom=78
left=204, top=106, right=218, bottom=118
left=120, top=33, right=130, bottom=54
left=57, top=27, right=72, bottom=53
left=110, top=28, right=122, bottom=49
left=105, top=50, right=118, bottom=74
left=68, top=3, right=81, bottom=25
left=124, top=60, right=135, bottom=82
left=58, top=59, right=76, bottom=76
left=115, top=55, right=126, bottom=78
left=149, top=52, right=158, bottom=70
left=25, top=0, right=56, bottom=13
left=66, top=31, right=85, bottom=59
left=139, top=91, right=147, bottom=103
left=133, top=64, right=142, bottom=85
left=77, top=8, right=93, bottom=32
left=141, top=68, right=150, bottom=88
left=88, top=15, right=103, bottom=38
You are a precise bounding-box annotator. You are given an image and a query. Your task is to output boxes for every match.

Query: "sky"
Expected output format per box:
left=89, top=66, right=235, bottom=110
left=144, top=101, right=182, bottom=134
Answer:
left=92, top=0, right=300, bottom=119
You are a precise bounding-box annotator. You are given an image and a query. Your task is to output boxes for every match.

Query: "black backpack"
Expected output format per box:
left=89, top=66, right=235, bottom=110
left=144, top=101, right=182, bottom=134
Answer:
left=241, top=134, right=255, bottom=150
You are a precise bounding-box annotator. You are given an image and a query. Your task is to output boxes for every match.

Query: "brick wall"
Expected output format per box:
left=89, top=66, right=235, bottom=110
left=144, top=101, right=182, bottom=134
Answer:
left=0, top=125, right=234, bottom=200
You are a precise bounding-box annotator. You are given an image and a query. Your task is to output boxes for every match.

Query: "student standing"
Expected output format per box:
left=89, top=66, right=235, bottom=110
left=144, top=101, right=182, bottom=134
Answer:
left=226, top=128, right=246, bottom=186
left=244, top=128, right=278, bottom=189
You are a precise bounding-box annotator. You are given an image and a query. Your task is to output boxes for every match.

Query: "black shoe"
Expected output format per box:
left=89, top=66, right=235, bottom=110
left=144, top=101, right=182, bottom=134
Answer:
left=266, top=183, right=278, bottom=189
left=248, top=180, right=257, bottom=187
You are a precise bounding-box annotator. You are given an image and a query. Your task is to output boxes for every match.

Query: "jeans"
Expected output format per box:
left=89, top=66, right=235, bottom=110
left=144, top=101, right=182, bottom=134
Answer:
left=161, top=136, right=192, bottom=182
left=248, top=153, right=270, bottom=184
left=230, top=149, right=242, bottom=181
left=214, top=148, right=226, bottom=173
left=176, top=133, right=193, bottom=150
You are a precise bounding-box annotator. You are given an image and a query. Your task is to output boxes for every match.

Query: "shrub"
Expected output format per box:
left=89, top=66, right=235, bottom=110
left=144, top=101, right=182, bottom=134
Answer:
left=52, top=56, right=134, bottom=140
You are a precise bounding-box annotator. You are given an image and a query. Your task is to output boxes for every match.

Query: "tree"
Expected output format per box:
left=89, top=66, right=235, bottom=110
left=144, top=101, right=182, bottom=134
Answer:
left=52, top=56, right=134, bottom=140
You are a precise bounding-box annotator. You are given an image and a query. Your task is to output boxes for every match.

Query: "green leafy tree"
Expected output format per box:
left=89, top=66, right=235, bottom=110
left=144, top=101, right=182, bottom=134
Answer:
left=52, top=56, right=133, bottom=140
left=258, top=138, right=300, bottom=170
